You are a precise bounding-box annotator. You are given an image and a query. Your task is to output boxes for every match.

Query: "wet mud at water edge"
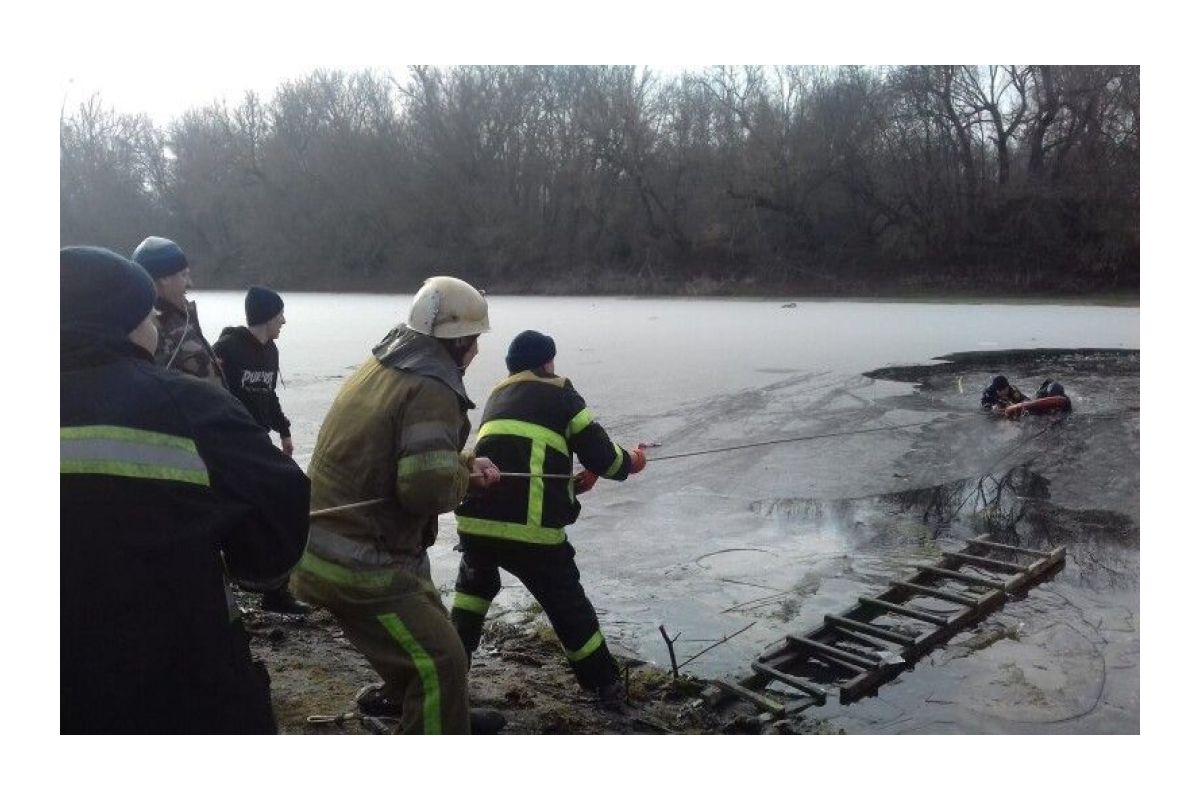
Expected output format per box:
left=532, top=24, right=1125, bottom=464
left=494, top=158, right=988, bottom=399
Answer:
left=249, top=347, right=1137, bottom=733
left=242, top=594, right=834, bottom=735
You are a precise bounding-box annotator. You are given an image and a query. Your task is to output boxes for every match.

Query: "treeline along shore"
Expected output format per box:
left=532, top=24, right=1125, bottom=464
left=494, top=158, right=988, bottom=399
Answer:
left=61, top=65, right=1138, bottom=297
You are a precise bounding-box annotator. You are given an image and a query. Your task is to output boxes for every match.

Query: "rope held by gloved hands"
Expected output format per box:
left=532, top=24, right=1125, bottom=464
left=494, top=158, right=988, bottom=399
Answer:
left=309, top=422, right=939, bottom=518
left=309, top=471, right=573, bottom=519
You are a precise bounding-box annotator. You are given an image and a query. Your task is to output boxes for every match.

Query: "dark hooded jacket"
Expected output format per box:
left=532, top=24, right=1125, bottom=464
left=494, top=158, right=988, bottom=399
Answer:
left=61, top=328, right=310, bottom=733
left=214, top=326, right=291, bottom=438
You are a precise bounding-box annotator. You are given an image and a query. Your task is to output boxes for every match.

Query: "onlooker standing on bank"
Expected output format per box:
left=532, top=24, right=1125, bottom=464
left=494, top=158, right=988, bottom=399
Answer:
left=132, top=235, right=227, bottom=388
left=215, top=287, right=293, bottom=457
left=214, top=286, right=310, bottom=614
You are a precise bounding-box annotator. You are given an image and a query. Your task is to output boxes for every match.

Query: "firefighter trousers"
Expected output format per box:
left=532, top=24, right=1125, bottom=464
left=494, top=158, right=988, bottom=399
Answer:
left=291, top=554, right=470, bottom=734
left=450, top=535, right=619, bottom=691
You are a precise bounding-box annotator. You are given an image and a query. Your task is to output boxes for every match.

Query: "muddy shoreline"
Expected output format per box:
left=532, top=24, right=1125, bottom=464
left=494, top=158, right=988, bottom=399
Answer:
left=243, top=597, right=836, bottom=735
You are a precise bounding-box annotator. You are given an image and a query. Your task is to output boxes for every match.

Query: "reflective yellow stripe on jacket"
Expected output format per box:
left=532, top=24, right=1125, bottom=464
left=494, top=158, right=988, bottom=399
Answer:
left=60, top=425, right=210, bottom=486
left=397, top=450, right=463, bottom=477
left=455, top=515, right=566, bottom=545
left=294, top=551, right=397, bottom=591
left=457, top=418, right=567, bottom=545
left=478, top=419, right=568, bottom=455
left=601, top=442, right=624, bottom=478
left=566, top=408, right=594, bottom=437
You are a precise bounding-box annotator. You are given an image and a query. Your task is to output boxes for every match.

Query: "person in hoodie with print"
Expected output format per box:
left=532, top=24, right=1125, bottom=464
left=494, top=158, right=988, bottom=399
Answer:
left=215, top=286, right=308, bottom=615
left=215, top=287, right=293, bottom=456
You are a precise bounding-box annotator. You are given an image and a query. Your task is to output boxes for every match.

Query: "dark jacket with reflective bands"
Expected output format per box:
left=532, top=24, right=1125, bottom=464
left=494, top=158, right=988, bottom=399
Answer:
left=456, top=370, right=632, bottom=545
left=60, top=332, right=311, bottom=734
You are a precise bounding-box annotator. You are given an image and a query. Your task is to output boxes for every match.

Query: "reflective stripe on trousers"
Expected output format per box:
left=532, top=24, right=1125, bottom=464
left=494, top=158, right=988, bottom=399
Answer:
left=451, top=592, right=491, bottom=615
left=376, top=613, right=442, bottom=735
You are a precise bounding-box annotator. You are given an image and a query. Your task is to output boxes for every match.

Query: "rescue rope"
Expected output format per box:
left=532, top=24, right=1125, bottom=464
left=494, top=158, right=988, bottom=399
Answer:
left=645, top=420, right=932, bottom=462
left=305, top=422, right=932, bottom=518
left=306, top=406, right=1137, bottom=519
left=644, top=403, right=1137, bottom=464
left=309, top=498, right=388, bottom=519
left=308, top=472, right=573, bottom=519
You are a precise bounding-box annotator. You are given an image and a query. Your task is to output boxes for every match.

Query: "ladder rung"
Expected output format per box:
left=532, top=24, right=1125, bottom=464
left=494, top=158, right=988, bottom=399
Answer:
left=969, top=537, right=1053, bottom=559
left=833, top=625, right=900, bottom=651
left=711, top=679, right=786, bottom=716
left=916, top=565, right=1007, bottom=590
left=944, top=551, right=1026, bottom=572
left=789, top=646, right=868, bottom=675
left=785, top=635, right=880, bottom=670
left=891, top=580, right=980, bottom=607
left=825, top=614, right=916, bottom=646
left=829, top=628, right=907, bottom=666
left=751, top=661, right=830, bottom=703
left=815, top=653, right=868, bottom=675
left=858, top=596, right=947, bottom=625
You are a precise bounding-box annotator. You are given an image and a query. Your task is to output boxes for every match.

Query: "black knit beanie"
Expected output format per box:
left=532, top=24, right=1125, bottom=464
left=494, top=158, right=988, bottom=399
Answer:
left=506, top=330, right=556, bottom=374
left=245, top=286, right=284, bottom=326
left=61, top=246, right=157, bottom=336
left=131, top=236, right=189, bottom=279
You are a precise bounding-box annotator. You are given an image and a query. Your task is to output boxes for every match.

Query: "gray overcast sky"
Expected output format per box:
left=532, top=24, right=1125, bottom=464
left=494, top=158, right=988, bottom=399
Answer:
left=62, top=60, right=380, bottom=124
left=52, top=1, right=735, bottom=124
left=61, top=63, right=701, bottom=126
left=52, top=0, right=1118, bottom=125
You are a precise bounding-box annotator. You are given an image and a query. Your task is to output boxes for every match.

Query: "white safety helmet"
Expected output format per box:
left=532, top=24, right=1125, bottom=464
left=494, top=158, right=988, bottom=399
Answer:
left=406, top=276, right=490, bottom=339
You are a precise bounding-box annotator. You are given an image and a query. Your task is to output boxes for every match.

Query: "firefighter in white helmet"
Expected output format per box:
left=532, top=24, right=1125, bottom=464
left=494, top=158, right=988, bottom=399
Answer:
left=291, top=276, right=504, bottom=734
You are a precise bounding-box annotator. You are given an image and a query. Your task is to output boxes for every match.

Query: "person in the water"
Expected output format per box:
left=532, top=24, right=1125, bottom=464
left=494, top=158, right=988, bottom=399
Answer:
left=981, top=374, right=1028, bottom=411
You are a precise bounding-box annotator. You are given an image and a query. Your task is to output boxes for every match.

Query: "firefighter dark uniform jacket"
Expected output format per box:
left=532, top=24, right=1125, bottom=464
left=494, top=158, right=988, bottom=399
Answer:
left=294, top=326, right=475, bottom=593
left=155, top=297, right=227, bottom=389
left=456, top=369, right=634, bottom=545
left=61, top=331, right=311, bottom=733
left=214, top=326, right=291, bottom=438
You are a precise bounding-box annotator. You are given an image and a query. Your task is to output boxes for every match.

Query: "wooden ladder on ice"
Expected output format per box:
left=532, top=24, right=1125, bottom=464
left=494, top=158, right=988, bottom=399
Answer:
left=706, top=535, right=1067, bottom=717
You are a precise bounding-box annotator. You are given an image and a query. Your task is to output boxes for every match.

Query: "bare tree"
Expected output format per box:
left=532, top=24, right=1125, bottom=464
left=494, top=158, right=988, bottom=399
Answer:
left=60, top=65, right=1140, bottom=295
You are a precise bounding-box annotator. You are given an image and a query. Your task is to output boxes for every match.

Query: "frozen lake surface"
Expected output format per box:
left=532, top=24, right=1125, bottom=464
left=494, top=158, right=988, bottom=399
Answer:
left=196, top=292, right=1140, bottom=733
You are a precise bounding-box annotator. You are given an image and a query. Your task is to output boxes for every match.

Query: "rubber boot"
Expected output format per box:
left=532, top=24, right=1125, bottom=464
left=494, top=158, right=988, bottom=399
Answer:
left=355, top=683, right=400, bottom=716
left=358, top=684, right=506, bottom=734
left=469, top=708, right=507, bottom=735
left=261, top=586, right=312, bottom=615
left=597, top=681, right=632, bottom=714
